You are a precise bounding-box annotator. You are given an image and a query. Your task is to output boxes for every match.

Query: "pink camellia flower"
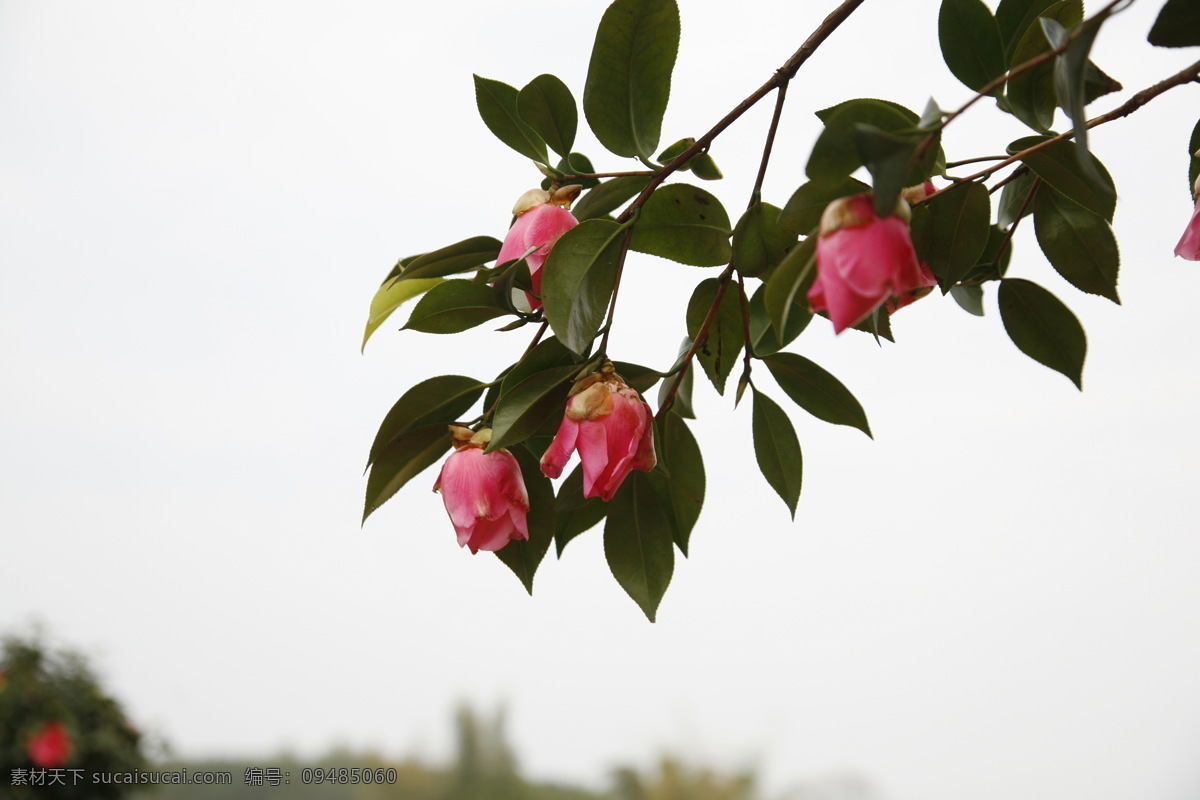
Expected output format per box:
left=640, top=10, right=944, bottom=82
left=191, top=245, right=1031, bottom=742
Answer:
left=807, top=191, right=927, bottom=333
left=496, top=186, right=580, bottom=310
left=885, top=261, right=938, bottom=315
left=1174, top=173, right=1200, bottom=260
left=433, top=426, right=530, bottom=554
left=540, top=364, right=656, bottom=501
left=26, top=721, right=72, bottom=768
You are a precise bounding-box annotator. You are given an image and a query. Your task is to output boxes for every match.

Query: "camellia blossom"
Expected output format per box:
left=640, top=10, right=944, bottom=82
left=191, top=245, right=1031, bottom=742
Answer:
left=807, top=191, right=927, bottom=333
left=26, top=721, right=72, bottom=768
left=433, top=426, right=530, bottom=554
left=1174, top=172, right=1200, bottom=261
left=540, top=364, right=656, bottom=501
left=495, top=186, right=580, bottom=310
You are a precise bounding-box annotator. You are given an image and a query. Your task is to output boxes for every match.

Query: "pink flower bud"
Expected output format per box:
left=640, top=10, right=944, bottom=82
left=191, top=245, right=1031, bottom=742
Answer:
left=1175, top=194, right=1200, bottom=261
left=496, top=189, right=579, bottom=310
left=26, top=721, right=72, bottom=768
left=807, top=193, right=927, bottom=333
left=433, top=426, right=530, bottom=554
left=540, top=367, right=656, bottom=501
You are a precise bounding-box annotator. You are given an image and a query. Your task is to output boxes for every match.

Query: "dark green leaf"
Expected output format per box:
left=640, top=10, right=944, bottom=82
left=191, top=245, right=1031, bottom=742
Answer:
left=762, top=236, right=816, bottom=342
left=951, top=284, right=986, bottom=316
left=605, top=470, right=674, bottom=621
left=998, top=278, right=1086, bottom=388
left=733, top=203, right=795, bottom=277
left=657, top=339, right=695, bottom=420
left=362, top=276, right=443, bottom=349
left=542, top=219, right=628, bottom=354
left=1033, top=189, right=1120, bottom=303
left=808, top=99, right=939, bottom=186
left=685, top=278, right=744, bottom=394
left=631, top=183, right=732, bottom=266
left=780, top=177, right=869, bottom=234
left=852, top=124, right=929, bottom=217
left=488, top=365, right=578, bottom=452
left=749, top=283, right=810, bottom=356
left=751, top=390, right=803, bottom=518
left=1043, top=13, right=1109, bottom=186
left=554, top=466, right=608, bottom=556
left=645, top=413, right=704, bottom=555
left=403, top=280, right=509, bottom=334
left=368, top=375, right=487, bottom=468
left=996, top=0, right=1063, bottom=61
left=517, top=74, right=577, bottom=158
left=1188, top=117, right=1200, bottom=200
left=962, top=224, right=1015, bottom=283
left=1004, top=0, right=1082, bottom=132
left=848, top=306, right=895, bottom=343
left=611, top=361, right=663, bottom=395
left=923, top=180, right=992, bottom=290
left=473, top=75, right=548, bottom=163
left=495, top=446, right=555, bottom=594
left=762, top=352, right=871, bottom=437
left=363, top=424, right=451, bottom=522
left=1006, top=135, right=1115, bottom=220
left=939, top=0, right=1007, bottom=92
left=1149, top=0, right=1200, bottom=47
left=400, top=236, right=504, bottom=282
left=997, top=168, right=1039, bottom=227
left=573, top=175, right=651, bottom=222
left=583, top=0, right=680, bottom=159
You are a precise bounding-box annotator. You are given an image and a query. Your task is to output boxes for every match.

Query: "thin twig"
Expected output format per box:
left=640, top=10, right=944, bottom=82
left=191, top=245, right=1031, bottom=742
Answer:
left=598, top=226, right=636, bottom=355
left=483, top=320, right=548, bottom=422
left=657, top=266, right=736, bottom=419
left=751, top=83, right=790, bottom=204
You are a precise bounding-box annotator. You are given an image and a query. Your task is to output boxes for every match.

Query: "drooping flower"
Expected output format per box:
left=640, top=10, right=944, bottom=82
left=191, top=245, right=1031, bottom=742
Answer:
left=26, top=721, right=72, bottom=768
left=495, top=186, right=580, bottom=310
left=433, top=426, right=530, bottom=554
left=1174, top=172, right=1200, bottom=261
left=540, top=364, right=656, bottom=501
left=807, top=192, right=927, bottom=333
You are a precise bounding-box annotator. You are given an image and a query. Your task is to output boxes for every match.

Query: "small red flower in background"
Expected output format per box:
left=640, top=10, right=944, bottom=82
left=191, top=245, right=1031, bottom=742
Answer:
left=1175, top=173, right=1200, bottom=261
left=495, top=187, right=580, bottom=309
left=540, top=364, right=656, bottom=501
left=434, top=426, right=530, bottom=554
left=26, top=720, right=72, bottom=768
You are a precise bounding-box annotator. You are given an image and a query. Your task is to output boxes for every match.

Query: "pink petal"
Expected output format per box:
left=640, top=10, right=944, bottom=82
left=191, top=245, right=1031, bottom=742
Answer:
left=576, top=420, right=610, bottom=499
left=814, top=235, right=887, bottom=333
left=540, top=415, right=580, bottom=479
left=436, top=448, right=528, bottom=532
left=1175, top=197, right=1200, bottom=260
left=496, top=211, right=539, bottom=267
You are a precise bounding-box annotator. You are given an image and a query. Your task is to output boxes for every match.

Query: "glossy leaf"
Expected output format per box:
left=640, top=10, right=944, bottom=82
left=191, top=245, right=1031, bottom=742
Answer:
left=749, top=283, right=810, bottom=357
left=762, top=352, right=871, bottom=438
left=1004, top=0, right=1082, bottom=133
left=368, top=375, right=487, bottom=468
left=495, top=446, right=555, bottom=594
left=923, top=180, right=992, bottom=290
left=996, top=0, right=1062, bottom=60
left=950, top=284, right=986, bottom=316
left=404, top=280, right=508, bottom=334
left=1033, top=189, right=1120, bottom=303
left=518, top=74, right=577, bottom=158
left=685, top=278, right=744, bottom=395
left=1148, top=0, right=1200, bottom=48
left=554, top=466, right=608, bottom=556
left=630, top=183, right=732, bottom=267
left=363, top=424, right=450, bottom=522
left=488, top=365, right=578, bottom=453
left=542, top=219, right=628, bottom=354
left=808, top=99, right=937, bottom=185
left=646, top=412, right=704, bottom=555
left=605, top=470, right=674, bottom=622
left=362, top=276, right=443, bottom=349
left=751, top=390, right=803, bottom=518
left=998, top=278, right=1086, bottom=389
left=1007, top=135, right=1115, bottom=220
left=473, top=75, right=548, bottom=163
left=573, top=175, right=651, bottom=222
left=939, top=0, right=1007, bottom=92
left=400, top=236, right=503, bottom=282
left=583, top=0, right=680, bottom=159
left=733, top=202, right=794, bottom=277
left=780, top=177, right=869, bottom=234
left=763, top=235, right=816, bottom=340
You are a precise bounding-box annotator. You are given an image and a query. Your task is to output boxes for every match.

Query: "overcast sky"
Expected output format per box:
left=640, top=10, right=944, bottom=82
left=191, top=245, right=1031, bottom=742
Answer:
left=2, top=1, right=1199, bottom=798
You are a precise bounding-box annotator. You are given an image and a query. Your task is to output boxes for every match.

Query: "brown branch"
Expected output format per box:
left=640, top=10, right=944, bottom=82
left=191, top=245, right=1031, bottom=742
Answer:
left=598, top=226, right=637, bottom=355
left=656, top=266, right=736, bottom=419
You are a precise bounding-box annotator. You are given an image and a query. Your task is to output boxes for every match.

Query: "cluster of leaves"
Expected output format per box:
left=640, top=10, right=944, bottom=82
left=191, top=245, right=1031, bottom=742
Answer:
left=362, top=0, right=1200, bottom=620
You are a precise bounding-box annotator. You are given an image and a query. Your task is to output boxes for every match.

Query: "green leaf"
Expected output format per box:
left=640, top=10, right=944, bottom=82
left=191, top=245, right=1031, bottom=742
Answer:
left=495, top=446, right=555, bottom=594
left=1004, top=0, right=1082, bottom=133
left=751, top=390, right=803, bottom=518
left=657, top=137, right=697, bottom=167
left=573, top=175, right=651, bottom=222
left=368, top=375, right=487, bottom=468
left=542, top=219, right=628, bottom=355
left=996, top=0, right=1063, bottom=61
left=997, top=169, right=1040, bottom=227
left=923, top=180, right=992, bottom=290
left=657, top=338, right=695, bottom=420
left=1006, top=135, right=1115, bottom=220
left=749, top=283, right=810, bottom=357
left=733, top=203, right=795, bottom=277
left=645, top=412, right=704, bottom=555
left=630, top=183, right=732, bottom=266
left=488, top=365, right=577, bottom=452
left=779, top=177, right=869, bottom=235
left=605, top=470, right=674, bottom=622
left=583, top=0, right=680, bottom=159
left=554, top=466, right=609, bottom=556
left=950, top=284, right=986, bottom=316
left=939, top=0, right=1007, bottom=92
left=1190, top=118, right=1200, bottom=200
left=763, top=235, right=816, bottom=340
left=611, top=361, right=663, bottom=395
left=852, top=124, right=929, bottom=217
left=762, top=352, right=871, bottom=437
left=1042, top=14, right=1110, bottom=186
left=962, top=224, right=1015, bottom=284
left=807, top=99, right=938, bottom=185
left=1149, top=0, right=1200, bottom=47
left=403, top=280, right=509, bottom=334
left=685, top=278, right=744, bottom=395
left=363, top=424, right=451, bottom=522
left=690, top=154, right=723, bottom=181
left=517, top=74, right=577, bottom=159
left=1033, top=189, right=1120, bottom=303
left=362, top=276, right=443, bottom=349
left=473, top=75, right=548, bottom=164
left=399, top=236, right=504, bottom=282
left=998, top=278, right=1086, bottom=389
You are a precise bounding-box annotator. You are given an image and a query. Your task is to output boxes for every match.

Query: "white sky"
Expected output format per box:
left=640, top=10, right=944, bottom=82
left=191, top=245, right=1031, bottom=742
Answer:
left=2, top=1, right=1199, bottom=799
